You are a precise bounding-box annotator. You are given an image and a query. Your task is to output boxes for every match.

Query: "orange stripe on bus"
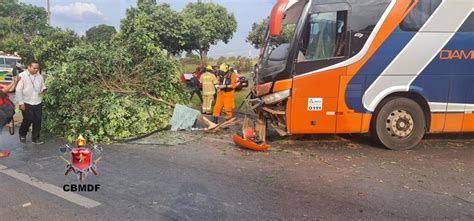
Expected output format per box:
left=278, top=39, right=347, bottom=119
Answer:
left=273, top=79, right=293, bottom=93
left=462, top=113, right=474, bottom=132
left=361, top=114, right=372, bottom=133
left=430, top=113, right=446, bottom=132
left=286, top=96, right=293, bottom=133
left=444, top=114, right=464, bottom=132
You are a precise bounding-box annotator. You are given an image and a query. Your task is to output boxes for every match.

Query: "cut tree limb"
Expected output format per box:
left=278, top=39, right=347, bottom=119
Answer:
left=102, top=88, right=236, bottom=132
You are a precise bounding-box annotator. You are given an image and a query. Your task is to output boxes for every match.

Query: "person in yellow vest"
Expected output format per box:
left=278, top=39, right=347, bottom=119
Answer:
left=200, top=65, right=218, bottom=114
left=212, top=63, right=237, bottom=124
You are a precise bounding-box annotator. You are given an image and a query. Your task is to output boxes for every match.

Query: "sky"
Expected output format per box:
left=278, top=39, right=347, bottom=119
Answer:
left=19, top=0, right=276, bottom=58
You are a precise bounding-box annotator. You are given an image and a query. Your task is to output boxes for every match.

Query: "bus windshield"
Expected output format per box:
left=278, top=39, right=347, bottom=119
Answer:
left=257, top=0, right=306, bottom=83
left=262, top=23, right=296, bottom=63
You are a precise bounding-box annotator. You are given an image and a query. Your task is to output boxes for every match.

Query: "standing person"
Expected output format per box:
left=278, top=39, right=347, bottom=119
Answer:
left=212, top=65, right=220, bottom=101
left=200, top=65, right=218, bottom=114
left=212, top=63, right=237, bottom=124
left=0, top=77, right=21, bottom=157
left=189, top=72, right=203, bottom=103
left=16, top=61, right=46, bottom=145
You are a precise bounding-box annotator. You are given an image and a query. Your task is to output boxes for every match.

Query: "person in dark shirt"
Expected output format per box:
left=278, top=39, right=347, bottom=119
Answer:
left=189, top=72, right=203, bottom=103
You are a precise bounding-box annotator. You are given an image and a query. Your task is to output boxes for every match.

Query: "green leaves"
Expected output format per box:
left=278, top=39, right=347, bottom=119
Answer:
left=117, top=1, right=237, bottom=64
left=0, top=1, right=77, bottom=69
left=246, top=18, right=270, bottom=50
left=31, top=27, right=79, bottom=71
left=85, top=25, right=117, bottom=44
left=0, top=0, right=48, bottom=41
left=181, top=2, right=237, bottom=64
left=2, top=0, right=191, bottom=143
left=42, top=43, right=188, bottom=143
left=117, top=3, right=188, bottom=57
left=17, top=2, right=48, bottom=39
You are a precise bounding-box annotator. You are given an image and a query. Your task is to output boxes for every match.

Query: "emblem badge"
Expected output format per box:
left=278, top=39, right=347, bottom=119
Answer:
left=60, top=135, right=103, bottom=182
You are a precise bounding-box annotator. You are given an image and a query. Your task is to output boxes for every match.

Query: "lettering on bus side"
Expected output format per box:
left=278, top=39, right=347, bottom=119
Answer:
left=439, top=50, right=474, bottom=60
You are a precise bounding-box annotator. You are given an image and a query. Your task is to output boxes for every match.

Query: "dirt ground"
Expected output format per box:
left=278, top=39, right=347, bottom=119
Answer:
left=206, top=131, right=474, bottom=219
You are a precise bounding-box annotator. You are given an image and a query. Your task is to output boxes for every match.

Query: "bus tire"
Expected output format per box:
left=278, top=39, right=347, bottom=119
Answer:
left=372, top=97, right=425, bottom=150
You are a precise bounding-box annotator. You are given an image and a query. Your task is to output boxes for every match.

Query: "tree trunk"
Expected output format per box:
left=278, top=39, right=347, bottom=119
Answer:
left=199, top=49, right=208, bottom=66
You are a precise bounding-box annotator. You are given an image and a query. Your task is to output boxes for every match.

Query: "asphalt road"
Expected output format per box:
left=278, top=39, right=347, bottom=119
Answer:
left=0, top=129, right=473, bottom=220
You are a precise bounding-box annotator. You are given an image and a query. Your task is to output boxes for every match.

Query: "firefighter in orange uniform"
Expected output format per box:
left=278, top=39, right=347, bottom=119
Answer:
left=212, top=64, right=237, bottom=124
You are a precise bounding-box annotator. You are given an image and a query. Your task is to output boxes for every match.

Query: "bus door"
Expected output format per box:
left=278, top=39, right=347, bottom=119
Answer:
left=444, top=77, right=468, bottom=132
left=290, top=4, right=350, bottom=133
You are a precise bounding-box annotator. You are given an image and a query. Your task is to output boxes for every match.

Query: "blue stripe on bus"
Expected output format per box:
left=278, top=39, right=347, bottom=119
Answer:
left=409, top=32, right=474, bottom=104
left=345, top=28, right=416, bottom=113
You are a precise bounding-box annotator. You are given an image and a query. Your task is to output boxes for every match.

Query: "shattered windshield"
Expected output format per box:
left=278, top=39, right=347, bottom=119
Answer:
left=257, top=1, right=305, bottom=83
left=262, top=24, right=296, bottom=63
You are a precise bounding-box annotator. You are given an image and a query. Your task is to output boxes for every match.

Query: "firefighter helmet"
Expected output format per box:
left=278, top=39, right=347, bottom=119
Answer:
left=219, top=63, right=229, bottom=73
left=76, top=135, right=86, bottom=148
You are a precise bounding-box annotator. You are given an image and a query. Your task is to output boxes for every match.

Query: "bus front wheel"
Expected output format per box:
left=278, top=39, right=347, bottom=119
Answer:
left=372, top=97, right=426, bottom=150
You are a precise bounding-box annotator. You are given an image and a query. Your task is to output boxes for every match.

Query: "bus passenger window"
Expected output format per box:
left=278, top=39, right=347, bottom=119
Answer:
left=298, top=11, right=348, bottom=62
left=400, top=0, right=442, bottom=32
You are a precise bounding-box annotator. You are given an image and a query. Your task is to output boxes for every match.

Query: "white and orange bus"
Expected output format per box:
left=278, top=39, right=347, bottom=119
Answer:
left=237, top=0, right=473, bottom=150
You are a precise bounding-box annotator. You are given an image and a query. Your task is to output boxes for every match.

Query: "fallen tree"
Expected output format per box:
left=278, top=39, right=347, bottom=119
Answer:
left=42, top=43, right=190, bottom=143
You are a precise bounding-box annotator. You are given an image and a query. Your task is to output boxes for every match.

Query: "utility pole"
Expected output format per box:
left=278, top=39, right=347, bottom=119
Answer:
left=47, top=0, right=51, bottom=25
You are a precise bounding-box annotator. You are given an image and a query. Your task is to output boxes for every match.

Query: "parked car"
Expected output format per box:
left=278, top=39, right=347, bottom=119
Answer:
left=235, top=74, right=249, bottom=91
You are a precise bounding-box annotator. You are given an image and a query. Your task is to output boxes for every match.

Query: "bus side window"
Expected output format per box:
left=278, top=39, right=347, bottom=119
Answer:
left=400, top=0, right=442, bottom=32
left=349, top=1, right=391, bottom=56
left=0, top=58, right=6, bottom=68
left=298, top=10, right=348, bottom=62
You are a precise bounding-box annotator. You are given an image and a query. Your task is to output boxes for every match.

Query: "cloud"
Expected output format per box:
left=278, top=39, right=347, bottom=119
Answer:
left=51, top=2, right=105, bottom=22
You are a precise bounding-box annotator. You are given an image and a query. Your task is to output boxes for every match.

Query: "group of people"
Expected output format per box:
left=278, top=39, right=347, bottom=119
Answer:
left=0, top=60, right=46, bottom=147
left=188, top=64, right=237, bottom=124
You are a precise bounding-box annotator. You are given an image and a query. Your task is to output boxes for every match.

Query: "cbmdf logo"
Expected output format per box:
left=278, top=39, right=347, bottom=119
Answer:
left=59, top=135, right=103, bottom=182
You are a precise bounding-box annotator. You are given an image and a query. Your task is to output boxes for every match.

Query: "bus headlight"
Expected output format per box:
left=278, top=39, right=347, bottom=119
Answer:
left=261, top=89, right=290, bottom=105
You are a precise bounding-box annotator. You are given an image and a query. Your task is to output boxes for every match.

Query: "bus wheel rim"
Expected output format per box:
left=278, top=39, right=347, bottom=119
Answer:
left=386, top=109, right=414, bottom=138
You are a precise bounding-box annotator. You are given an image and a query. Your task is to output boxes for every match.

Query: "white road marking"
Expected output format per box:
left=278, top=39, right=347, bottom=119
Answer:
left=0, top=164, right=101, bottom=209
